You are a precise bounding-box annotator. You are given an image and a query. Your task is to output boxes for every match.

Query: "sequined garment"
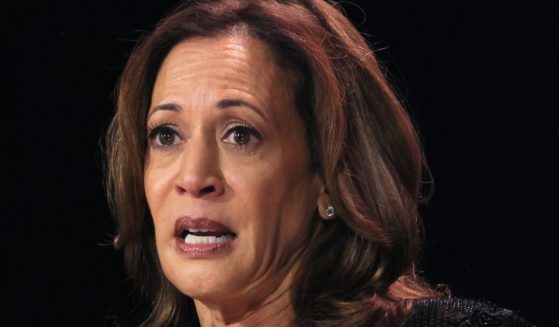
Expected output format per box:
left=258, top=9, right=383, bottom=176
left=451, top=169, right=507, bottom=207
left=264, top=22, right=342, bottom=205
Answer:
left=404, top=298, right=534, bottom=326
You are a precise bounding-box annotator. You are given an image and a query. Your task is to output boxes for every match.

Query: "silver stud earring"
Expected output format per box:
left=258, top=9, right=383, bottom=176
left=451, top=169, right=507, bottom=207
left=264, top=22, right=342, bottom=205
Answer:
left=325, top=205, right=335, bottom=220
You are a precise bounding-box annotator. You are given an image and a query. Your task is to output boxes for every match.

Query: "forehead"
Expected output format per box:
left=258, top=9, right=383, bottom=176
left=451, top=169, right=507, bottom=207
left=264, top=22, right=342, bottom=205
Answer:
left=151, top=34, right=296, bottom=117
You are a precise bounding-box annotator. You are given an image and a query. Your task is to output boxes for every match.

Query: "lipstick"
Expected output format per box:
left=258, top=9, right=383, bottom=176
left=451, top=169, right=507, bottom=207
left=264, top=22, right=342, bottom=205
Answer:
left=174, top=217, right=236, bottom=256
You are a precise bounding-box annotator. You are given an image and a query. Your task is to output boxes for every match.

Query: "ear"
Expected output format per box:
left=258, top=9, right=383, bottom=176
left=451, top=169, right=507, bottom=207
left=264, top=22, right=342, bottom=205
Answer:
left=317, top=189, right=336, bottom=220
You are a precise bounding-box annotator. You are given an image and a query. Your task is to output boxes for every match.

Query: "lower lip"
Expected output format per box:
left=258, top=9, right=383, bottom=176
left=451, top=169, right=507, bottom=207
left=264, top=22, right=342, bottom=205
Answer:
left=174, top=237, right=235, bottom=257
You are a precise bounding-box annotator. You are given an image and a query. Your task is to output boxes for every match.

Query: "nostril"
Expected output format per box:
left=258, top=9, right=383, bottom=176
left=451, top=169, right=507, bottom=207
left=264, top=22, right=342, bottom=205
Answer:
left=200, top=185, right=215, bottom=194
left=176, top=176, right=223, bottom=197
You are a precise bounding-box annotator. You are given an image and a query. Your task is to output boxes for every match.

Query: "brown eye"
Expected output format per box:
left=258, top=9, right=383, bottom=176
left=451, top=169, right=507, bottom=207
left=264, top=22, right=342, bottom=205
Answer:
left=223, top=124, right=261, bottom=147
left=148, top=126, right=179, bottom=148
left=158, top=130, right=175, bottom=146
left=232, top=128, right=250, bottom=145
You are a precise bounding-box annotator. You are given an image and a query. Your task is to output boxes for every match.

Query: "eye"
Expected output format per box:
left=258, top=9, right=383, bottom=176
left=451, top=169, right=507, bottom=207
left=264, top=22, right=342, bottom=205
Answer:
left=148, top=125, right=180, bottom=148
left=223, top=123, right=261, bottom=147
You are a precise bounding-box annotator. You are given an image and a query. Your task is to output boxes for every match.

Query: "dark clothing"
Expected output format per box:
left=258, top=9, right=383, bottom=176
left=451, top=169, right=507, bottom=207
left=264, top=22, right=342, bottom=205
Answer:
left=404, top=298, right=534, bottom=327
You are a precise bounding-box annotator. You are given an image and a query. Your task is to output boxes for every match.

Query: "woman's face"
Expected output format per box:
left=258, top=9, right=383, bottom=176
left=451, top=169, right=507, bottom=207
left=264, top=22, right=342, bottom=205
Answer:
left=144, top=34, right=320, bottom=307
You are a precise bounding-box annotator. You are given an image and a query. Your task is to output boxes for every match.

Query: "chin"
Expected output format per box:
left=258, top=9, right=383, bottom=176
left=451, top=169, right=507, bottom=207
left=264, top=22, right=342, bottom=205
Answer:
left=160, top=250, right=243, bottom=302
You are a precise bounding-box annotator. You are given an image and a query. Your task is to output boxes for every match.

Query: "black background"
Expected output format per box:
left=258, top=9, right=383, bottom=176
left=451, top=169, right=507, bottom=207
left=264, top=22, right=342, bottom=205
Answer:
left=6, top=1, right=558, bottom=326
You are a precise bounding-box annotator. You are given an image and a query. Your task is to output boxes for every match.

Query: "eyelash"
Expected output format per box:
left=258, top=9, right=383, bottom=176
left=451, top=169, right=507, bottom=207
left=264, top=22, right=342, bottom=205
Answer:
left=146, top=121, right=262, bottom=150
left=147, top=124, right=181, bottom=150
left=222, top=121, right=262, bottom=148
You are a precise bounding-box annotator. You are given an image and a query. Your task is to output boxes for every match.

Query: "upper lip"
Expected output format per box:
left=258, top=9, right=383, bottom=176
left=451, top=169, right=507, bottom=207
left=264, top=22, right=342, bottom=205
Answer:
left=175, top=217, right=236, bottom=237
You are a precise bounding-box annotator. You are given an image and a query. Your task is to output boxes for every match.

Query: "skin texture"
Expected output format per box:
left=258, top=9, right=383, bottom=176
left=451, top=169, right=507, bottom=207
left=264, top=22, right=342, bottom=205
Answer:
left=144, top=34, right=324, bottom=326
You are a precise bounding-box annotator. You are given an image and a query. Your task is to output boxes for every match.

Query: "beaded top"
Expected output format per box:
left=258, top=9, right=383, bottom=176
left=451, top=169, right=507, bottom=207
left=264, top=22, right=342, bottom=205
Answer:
left=404, top=298, right=534, bottom=327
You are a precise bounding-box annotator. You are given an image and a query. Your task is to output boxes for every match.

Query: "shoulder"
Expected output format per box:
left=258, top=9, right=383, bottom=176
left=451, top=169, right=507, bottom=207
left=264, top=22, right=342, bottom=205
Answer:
left=403, top=298, right=534, bottom=327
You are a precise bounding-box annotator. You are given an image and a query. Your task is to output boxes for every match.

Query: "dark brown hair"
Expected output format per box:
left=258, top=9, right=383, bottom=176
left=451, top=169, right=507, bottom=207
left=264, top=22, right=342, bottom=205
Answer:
left=106, top=0, right=441, bottom=326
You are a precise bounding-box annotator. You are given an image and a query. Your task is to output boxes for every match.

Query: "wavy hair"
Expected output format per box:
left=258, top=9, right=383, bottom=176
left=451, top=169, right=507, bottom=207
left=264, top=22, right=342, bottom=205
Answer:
left=106, top=0, right=441, bottom=326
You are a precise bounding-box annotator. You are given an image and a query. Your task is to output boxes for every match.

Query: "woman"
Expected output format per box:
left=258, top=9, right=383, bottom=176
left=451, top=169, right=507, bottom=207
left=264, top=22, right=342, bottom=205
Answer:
left=106, top=0, right=532, bottom=326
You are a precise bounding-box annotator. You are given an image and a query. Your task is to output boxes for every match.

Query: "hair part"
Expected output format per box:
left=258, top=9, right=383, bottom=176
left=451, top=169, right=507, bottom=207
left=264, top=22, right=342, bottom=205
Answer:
left=106, top=1, right=441, bottom=326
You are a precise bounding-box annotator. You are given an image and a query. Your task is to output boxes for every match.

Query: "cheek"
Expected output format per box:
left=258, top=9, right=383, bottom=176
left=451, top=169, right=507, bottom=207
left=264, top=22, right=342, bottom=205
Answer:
left=144, top=163, right=177, bottom=225
left=230, top=155, right=317, bottom=241
left=249, top=173, right=317, bottom=270
left=144, top=171, right=161, bottom=214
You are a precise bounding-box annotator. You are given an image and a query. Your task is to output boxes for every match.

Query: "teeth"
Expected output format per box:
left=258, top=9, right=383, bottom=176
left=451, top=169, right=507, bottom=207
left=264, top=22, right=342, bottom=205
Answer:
left=184, top=234, right=233, bottom=245
left=187, top=228, right=211, bottom=233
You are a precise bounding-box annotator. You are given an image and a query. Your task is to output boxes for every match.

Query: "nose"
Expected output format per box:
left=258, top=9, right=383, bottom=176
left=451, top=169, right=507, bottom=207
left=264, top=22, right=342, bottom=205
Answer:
left=175, top=136, right=224, bottom=198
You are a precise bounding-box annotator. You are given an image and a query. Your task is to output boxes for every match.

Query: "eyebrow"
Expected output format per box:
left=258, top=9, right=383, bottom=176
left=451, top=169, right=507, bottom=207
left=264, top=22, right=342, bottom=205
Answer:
left=148, top=102, right=181, bottom=119
left=217, top=99, right=268, bottom=121
left=148, top=99, right=268, bottom=121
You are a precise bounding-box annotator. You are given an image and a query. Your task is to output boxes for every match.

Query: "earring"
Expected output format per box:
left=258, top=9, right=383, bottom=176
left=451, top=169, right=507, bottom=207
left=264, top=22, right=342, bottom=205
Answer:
left=324, top=205, right=336, bottom=220
left=318, top=189, right=336, bottom=220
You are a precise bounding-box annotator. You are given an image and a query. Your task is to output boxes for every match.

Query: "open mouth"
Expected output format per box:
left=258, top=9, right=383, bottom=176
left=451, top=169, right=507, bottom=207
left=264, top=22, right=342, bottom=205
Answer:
left=180, top=228, right=236, bottom=245
left=175, top=217, right=237, bottom=246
